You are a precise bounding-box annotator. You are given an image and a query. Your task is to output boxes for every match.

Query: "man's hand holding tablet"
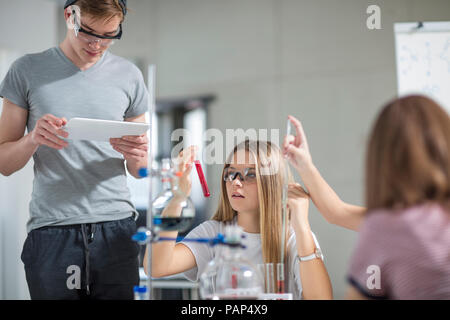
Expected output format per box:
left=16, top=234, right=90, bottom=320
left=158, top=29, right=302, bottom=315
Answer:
left=110, top=134, right=148, bottom=163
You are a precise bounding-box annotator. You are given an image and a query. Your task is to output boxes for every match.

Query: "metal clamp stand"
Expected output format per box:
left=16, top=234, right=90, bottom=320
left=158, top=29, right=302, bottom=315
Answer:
left=136, top=65, right=246, bottom=299
left=131, top=223, right=244, bottom=300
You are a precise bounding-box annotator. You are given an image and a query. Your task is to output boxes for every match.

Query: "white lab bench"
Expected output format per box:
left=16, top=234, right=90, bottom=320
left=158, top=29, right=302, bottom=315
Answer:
left=139, top=267, right=199, bottom=300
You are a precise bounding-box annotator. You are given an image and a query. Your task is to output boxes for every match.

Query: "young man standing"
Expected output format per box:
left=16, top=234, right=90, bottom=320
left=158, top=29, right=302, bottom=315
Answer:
left=0, top=0, right=149, bottom=299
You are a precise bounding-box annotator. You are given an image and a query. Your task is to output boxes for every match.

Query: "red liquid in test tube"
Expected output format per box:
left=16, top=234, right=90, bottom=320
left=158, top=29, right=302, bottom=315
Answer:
left=277, top=280, right=285, bottom=294
left=194, top=160, right=210, bottom=197
left=277, top=263, right=285, bottom=293
left=231, top=273, right=238, bottom=289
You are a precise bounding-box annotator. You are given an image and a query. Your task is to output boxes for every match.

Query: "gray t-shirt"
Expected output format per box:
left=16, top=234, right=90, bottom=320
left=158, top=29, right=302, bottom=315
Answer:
left=0, top=47, right=148, bottom=232
left=180, top=218, right=324, bottom=300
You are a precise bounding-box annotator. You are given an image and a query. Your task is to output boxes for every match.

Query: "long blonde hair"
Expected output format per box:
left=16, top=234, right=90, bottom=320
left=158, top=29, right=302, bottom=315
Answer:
left=212, top=140, right=293, bottom=265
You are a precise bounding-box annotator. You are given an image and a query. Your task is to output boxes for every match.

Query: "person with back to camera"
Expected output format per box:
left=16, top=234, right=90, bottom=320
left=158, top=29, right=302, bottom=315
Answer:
left=0, top=0, right=149, bottom=299
left=283, top=95, right=450, bottom=299
left=144, top=141, right=333, bottom=300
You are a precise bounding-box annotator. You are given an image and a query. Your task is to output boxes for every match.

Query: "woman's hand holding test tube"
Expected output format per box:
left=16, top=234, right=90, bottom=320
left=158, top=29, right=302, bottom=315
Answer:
left=282, top=115, right=365, bottom=231
left=282, top=115, right=313, bottom=174
left=171, top=145, right=197, bottom=204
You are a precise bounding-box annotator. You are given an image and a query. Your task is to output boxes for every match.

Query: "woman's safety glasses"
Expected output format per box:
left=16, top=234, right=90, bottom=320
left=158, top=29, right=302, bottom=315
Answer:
left=223, top=167, right=257, bottom=184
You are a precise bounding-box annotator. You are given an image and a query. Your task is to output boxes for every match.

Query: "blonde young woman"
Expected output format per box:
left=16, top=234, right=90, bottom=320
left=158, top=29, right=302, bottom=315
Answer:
left=144, top=140, right=333, bottom=299
left=284, top=95, right=450, bottom=299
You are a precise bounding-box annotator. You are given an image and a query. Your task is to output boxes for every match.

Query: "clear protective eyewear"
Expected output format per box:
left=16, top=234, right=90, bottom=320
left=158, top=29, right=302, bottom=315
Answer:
left=75, top=28, right=118, bottom=47
left=72, top=11, right=122, bottom=47
left=223, top=167, right=257, bottom=184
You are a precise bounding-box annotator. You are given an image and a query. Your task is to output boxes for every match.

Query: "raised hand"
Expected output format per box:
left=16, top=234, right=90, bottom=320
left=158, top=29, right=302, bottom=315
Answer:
left=173, top=145, right=198, bottom=200
left=283, top=115, right=313, bottom=173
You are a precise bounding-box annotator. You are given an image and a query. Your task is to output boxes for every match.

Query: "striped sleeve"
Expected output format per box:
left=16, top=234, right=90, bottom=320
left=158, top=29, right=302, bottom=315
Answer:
left=346, top=213, right=390, bottom=299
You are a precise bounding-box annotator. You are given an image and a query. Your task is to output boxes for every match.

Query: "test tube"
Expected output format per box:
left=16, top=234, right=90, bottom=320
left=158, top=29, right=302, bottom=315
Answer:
left=194, top=160, right=210, bottom=197
left=231, top=272, right=238, bottom=289
left=257, top=264, right=266, bottom=292
left=286, top=117, right=292, bottom=139
left=277, top=262, right=285, bottom=293
left=279, top=118, right=291, bottom=276
left=265, top=263, right=275, bottom=293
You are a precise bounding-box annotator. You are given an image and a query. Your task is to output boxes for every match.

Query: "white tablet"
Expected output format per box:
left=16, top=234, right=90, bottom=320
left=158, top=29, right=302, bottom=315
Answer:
left=63, top=117, right=150, bottom=142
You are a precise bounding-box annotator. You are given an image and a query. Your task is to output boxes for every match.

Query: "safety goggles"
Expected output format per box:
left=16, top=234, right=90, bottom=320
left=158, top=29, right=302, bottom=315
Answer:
left=73, top=17, right=122, bottom=47
left=223, top=167, right=257, bottom=184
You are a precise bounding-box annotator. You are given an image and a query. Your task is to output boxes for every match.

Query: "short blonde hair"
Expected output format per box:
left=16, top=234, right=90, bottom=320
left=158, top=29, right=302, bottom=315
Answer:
left=73, top=0, right=126, bottom=23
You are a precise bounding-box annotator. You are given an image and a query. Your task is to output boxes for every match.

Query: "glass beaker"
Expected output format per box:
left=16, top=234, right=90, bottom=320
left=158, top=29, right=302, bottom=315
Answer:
left=151, top=158, right=195, bottom=232
left=199, top=225, right=264, bottom=299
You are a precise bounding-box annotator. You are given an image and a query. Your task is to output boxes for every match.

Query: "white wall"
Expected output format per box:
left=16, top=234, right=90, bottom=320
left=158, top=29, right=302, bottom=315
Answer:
left=0, top=49, right=31, bottom=300
left=0, top=0, right=59, bottom=300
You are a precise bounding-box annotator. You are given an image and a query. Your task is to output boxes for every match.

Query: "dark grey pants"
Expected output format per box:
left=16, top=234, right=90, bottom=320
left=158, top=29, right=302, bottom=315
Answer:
left=21, top=216, right=140, bottom=300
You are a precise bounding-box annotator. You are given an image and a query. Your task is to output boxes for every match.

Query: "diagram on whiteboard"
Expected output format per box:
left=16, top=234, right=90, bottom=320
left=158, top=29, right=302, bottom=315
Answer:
left=395, top=22, right=450, bottom=113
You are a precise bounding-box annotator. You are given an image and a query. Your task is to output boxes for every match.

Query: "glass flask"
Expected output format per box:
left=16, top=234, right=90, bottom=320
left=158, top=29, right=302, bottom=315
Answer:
left=199, top=225, right=264, bottom=300
left=151, top=158, right=195, bottom=232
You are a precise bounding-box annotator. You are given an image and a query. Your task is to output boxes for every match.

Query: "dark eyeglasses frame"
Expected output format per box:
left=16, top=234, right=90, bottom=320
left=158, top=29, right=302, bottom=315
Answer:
left=71, top=7, right=123, bottom=40
left=77, top=23, right=123, bottom=40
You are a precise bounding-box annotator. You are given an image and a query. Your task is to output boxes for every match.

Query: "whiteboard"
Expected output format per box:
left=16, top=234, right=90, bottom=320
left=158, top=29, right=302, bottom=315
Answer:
left=394, top=21, right=450, bottom=113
